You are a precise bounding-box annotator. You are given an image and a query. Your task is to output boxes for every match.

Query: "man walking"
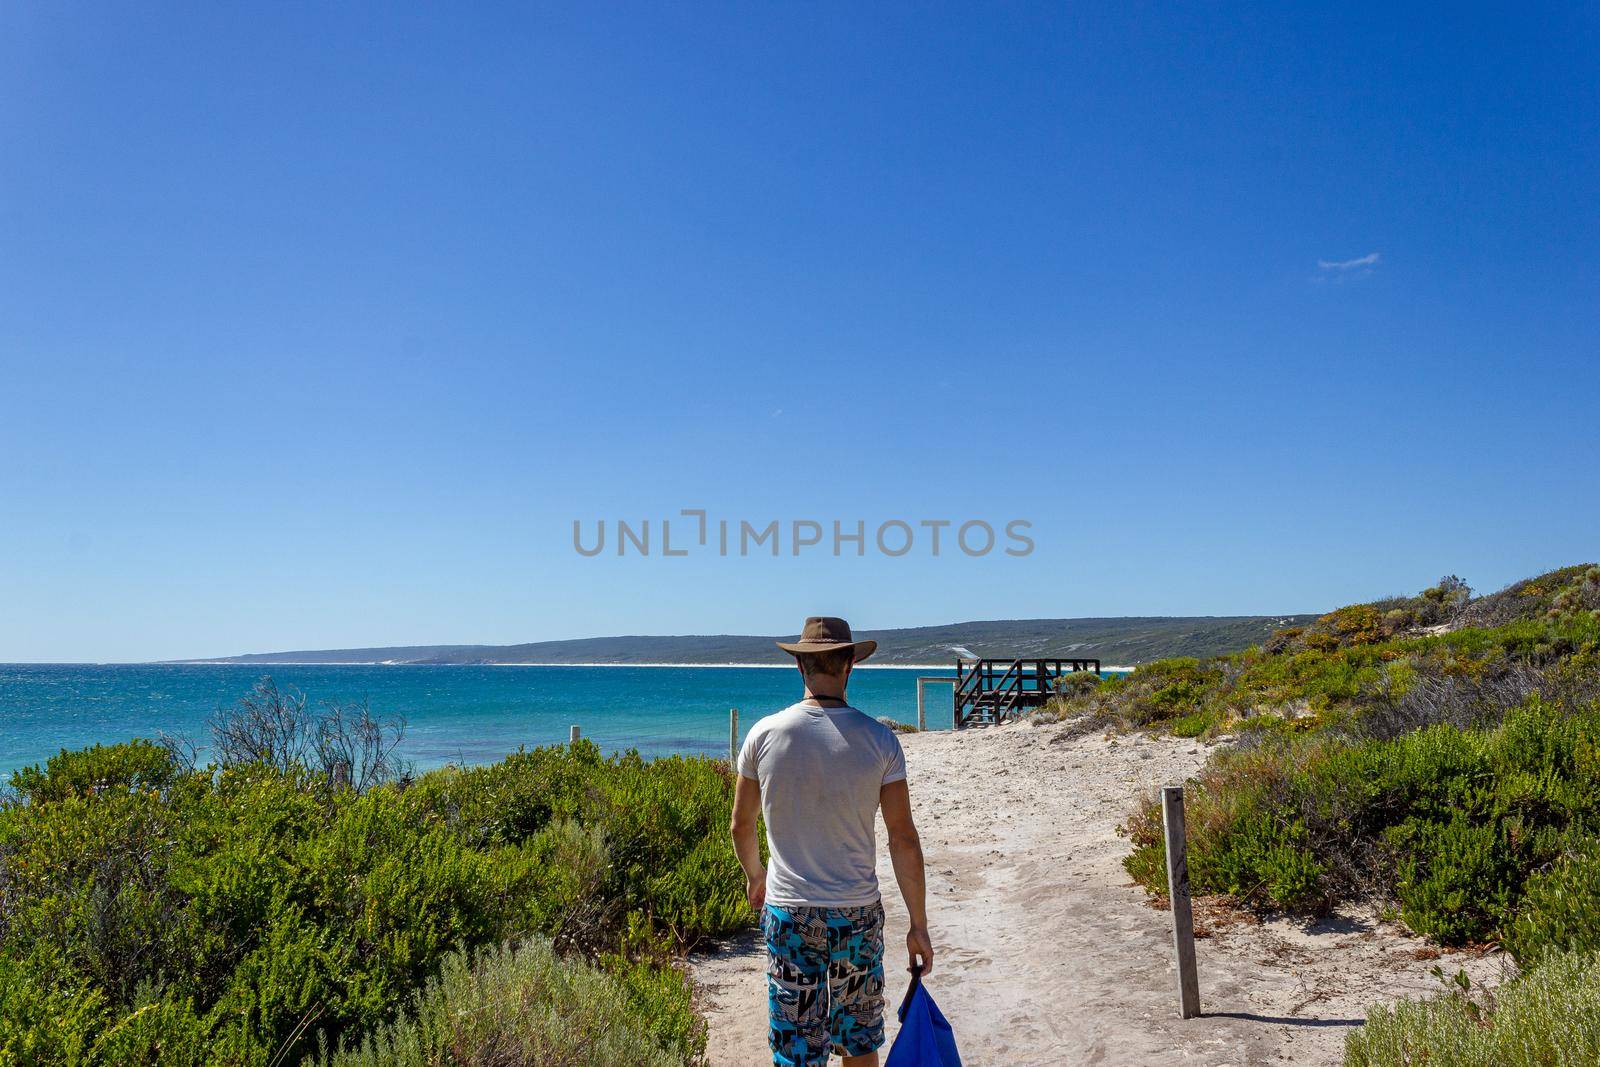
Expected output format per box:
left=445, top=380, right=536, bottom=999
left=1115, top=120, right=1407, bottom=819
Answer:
left=731, top=616, right=933, bottom=1067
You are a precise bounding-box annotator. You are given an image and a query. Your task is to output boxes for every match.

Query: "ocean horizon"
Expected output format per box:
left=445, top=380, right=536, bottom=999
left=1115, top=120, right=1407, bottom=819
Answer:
left=0, top=662, right=959, bottom=781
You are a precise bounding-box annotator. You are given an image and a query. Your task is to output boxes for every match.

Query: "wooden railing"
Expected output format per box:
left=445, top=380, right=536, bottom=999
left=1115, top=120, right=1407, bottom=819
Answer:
left=952, top=657, right=1101, bottom=728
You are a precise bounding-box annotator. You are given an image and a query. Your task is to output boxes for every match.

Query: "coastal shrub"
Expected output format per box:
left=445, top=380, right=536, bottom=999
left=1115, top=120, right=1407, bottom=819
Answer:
left=0, top=787, right=197, bottom=1004
left=602, top=953, right=704, bottom=1058
left=1133, top=659, right=1220, bottom=718
left=408, top=743, right=746, bottom=952
left=1386, top=815, right=1516, bottom=943
left=83, top=988, right=212, bottom=1067
left=1345, top=950, right=1600, bottom=1066
left=1504, top=836, right=1600, bottom=961
left=317, top=939, right=687, bottom=1067
left=0, top=958, right=213, bottom=1067
left=1169, top=708, right=1218, bottom=738
left=1354, top=664, right=1549, bottom=741
left=1124, top=740, right=1324, bottom=909
left=1313, top=605, right=1385, bottom=648
left=0, top=720, right=738, bottom=1063
left=1194, top=809, right=1323, bottom=908
left=1113, top=567, right=1600, bottom=1055
left=1051, top=567, right=1600, bottom=740
left=1232, top=713, right=1302, bottom=742
left=1052, top=670, right=1102, bottom=699
left=1262, top=627, right=1303, bottom=656
left=0, top=956, right=102, bottom=1065
left=1044, top=658, right=1229, bottom=732
left=1125, top=696, right=1600, bottom=942
left=8, top=739, right=182, bottom=803
left=1457, top=563, right=1600, bottom=629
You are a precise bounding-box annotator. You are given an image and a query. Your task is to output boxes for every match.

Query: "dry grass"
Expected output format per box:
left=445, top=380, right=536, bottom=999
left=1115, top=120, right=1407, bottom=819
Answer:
left=318, top=939, right=688, bottom=1067
left=1346, top=949, right=1600, bottom=1066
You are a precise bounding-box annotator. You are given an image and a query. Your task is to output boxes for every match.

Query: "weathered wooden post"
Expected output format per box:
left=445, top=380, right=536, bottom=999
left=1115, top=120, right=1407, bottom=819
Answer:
left=569, top=724, right=581, bottom=745
left=952, top=658, right=964, bottom=731
left=1162, top=785, right=1201, bottom=1019
left=729, top=708, right=739, bottom=764
left=916, top=684, right=927, bottom=731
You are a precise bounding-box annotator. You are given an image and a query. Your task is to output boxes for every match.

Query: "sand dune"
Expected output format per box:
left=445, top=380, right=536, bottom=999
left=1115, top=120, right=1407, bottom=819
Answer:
left=691, top=721, right=1507, bottom=1065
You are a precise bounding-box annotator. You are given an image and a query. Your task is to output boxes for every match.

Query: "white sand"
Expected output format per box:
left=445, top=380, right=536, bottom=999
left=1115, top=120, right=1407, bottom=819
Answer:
left=691, top=721, right=1508, bottom=1066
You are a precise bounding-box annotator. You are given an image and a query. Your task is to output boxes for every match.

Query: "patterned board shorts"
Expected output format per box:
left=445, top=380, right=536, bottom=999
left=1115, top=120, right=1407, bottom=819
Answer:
left=762, top=901, right=886, bottom=1066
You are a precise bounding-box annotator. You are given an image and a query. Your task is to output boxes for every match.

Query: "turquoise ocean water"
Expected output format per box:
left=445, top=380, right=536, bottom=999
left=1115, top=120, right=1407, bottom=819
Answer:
left=0, top=663, right=954, bottom=780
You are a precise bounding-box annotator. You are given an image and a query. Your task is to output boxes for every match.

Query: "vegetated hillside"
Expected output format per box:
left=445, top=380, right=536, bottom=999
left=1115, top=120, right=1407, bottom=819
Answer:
left=210, top=644, right=485, bottom=664
left=1044, top=564, right=1600, bottom=1066
left=196, top=614, right=1318, bottom=667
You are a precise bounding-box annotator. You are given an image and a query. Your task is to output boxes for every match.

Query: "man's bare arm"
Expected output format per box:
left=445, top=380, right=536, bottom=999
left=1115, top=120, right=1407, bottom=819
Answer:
left=730, top=774, right=766, bottom=911
left=880, top=778, right=933, bottom=975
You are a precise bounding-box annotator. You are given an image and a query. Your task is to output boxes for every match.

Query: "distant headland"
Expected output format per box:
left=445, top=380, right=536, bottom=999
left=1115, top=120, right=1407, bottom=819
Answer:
left=177, top=615, right=1317, bottom=668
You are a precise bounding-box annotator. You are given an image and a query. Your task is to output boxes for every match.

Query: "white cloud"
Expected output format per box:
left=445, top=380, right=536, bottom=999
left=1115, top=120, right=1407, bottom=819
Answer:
left=1318, top=252, right=1381, bottom=271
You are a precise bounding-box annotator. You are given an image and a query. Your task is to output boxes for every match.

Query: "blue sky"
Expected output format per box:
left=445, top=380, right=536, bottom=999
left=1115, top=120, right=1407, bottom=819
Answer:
left=2, top=3, right=1596, bottom=662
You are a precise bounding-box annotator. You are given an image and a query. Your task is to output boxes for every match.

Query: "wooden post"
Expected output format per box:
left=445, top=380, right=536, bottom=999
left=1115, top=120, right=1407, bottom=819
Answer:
left=916, top=684, right=927, bottom=731
left=1162, top=785, right=1201, bottom=1019
left=952, top=658, right=963, bottom=731
left=569, top=724, right=581, bottom=745
left=729, top=708, right=739, bottom=764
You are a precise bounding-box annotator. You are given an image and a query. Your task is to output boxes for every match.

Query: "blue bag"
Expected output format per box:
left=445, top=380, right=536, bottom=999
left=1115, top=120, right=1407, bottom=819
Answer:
left=884, top=966, right=962, bottom=1067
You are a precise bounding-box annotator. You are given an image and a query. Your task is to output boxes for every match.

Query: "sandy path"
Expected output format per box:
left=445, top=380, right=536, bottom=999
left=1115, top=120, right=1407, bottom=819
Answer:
left=691, top=721, right=1507, bottom=1066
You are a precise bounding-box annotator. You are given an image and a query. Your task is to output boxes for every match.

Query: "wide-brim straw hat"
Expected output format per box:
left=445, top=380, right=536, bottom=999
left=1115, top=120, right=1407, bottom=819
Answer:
left=776, top=616, right=877, bottom=663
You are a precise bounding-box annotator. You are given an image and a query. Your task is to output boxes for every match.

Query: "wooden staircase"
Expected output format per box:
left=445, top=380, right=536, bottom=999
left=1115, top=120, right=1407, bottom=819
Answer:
left=952, top=657, right=1101, bottom=728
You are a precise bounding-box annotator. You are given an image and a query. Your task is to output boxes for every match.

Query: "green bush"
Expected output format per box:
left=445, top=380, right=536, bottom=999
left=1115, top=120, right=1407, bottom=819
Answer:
left=9, top=739, right=181, bottom=803
left=1346, top=950, right=1600, bottom=1066
left=0, top=735, right=740, bottom=1064
left=0, top=956, right=103, bottom=1065
left=602, top=953, right=705, bottom=1059
left=1196, top=810, right=1323, bottom=908
left=1124, top=743, right=1324, bottom=909
left=1505, top=837, right=1600, bottom=961
left=1124, top=696, right=1600, bottom=945
left=1387, top=815, right=1515, bottom=943
left=1053, top=671, right=1102, bottom=699
left=82, top=988, right=211, bottom=1067
left=316, top=939, right=688, bottom=1067
left=1169, top=709, right=1217, bottom=738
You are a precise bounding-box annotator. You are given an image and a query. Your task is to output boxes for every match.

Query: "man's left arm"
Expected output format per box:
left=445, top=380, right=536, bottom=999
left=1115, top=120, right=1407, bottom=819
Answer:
left=881, top=778, right=933, bottom=974
left=730, top=774, right=766, bottom=911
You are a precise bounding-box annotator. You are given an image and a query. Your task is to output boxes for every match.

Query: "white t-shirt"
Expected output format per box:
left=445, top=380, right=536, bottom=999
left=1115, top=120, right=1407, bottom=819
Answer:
left=736, top=701, right=908, bottom=908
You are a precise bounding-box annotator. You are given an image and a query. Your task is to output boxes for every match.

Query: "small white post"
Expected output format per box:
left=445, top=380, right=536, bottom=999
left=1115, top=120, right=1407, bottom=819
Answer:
left=1162, top=785, right=1201, bottom=1019
left=729, top=708, right=739, bottom=764
left=569, top=724, right=581, bottom=745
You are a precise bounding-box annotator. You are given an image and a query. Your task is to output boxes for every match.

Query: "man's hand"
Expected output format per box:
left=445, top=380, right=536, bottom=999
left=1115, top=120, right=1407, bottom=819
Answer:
left=907, top=924, right=934, bottom=976
left=746, top=869, right=767, bottom=912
